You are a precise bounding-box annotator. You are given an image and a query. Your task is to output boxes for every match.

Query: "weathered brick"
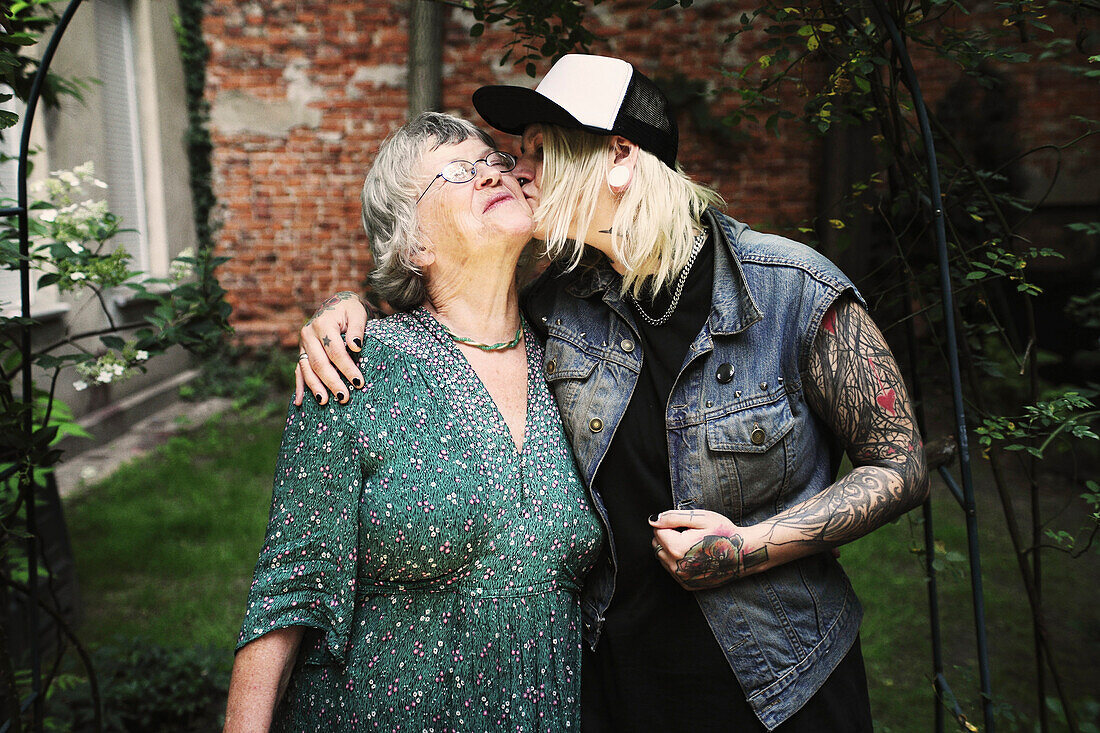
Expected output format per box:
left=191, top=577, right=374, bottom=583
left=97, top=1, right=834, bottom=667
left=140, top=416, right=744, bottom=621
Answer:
left=205, top=1, right=1098, bottom=345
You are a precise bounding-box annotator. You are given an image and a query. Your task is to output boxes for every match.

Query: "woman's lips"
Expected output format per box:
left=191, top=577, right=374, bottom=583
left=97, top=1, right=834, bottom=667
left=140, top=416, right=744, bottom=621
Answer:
left=483, top=192, right=514, bottom=213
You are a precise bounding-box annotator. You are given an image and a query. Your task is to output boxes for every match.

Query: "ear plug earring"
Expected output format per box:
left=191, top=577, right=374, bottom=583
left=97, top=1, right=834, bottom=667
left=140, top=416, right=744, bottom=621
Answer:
left=607, top=165, right=630, bottom=189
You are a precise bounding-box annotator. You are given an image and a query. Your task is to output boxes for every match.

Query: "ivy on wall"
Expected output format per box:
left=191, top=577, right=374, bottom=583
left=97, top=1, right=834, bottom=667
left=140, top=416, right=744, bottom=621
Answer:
left=173, top=0, right=215, bottom=255
left=173, top=0, right=231, bottom=353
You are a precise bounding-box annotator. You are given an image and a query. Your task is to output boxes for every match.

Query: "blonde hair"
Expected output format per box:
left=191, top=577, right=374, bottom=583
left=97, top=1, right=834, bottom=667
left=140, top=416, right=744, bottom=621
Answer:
left=535, top=124, right=724, bottom=300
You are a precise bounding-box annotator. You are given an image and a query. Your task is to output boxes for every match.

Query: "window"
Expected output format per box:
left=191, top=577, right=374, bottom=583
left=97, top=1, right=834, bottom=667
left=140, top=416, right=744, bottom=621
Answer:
left=2, top=0, right=171, bottom=318
left=94, top=0, right=149, bottom=272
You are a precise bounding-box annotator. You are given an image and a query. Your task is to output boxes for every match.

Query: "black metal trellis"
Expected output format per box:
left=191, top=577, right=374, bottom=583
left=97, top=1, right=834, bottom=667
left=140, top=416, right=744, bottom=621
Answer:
left=1, top=1, right=997, bottom=730
left=2, top=1, right=87, bottom=731
left=870, top=1, right=995, bottom=730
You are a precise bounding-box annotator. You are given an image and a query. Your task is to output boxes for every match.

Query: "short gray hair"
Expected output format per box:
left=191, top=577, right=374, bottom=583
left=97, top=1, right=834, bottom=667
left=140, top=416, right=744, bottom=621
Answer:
left=361, top=111, right=496, bottom=311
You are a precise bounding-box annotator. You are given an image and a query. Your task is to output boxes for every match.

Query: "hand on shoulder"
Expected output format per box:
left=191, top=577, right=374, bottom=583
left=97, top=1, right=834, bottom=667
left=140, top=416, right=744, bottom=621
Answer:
left=294, top=291, right=374, bottom=407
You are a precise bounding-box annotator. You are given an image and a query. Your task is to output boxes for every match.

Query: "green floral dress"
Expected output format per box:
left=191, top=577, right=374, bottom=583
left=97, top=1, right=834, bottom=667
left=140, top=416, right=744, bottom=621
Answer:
left=237, top=308, right=603, bottom=731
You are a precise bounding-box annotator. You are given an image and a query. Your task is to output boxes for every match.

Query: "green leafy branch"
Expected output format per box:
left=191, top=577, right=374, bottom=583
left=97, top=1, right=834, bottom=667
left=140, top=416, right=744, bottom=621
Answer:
left=443, top=0, right=601, bottom=76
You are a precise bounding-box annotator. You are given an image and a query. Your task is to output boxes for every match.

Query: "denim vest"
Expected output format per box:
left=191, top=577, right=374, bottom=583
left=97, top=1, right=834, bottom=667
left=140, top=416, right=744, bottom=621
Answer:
left=523, top=210, right=866, bottom=729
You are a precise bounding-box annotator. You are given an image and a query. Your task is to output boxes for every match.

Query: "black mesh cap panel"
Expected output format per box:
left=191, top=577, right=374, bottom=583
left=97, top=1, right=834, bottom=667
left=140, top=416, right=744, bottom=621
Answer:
left=614, top=70, right=678, bottom=168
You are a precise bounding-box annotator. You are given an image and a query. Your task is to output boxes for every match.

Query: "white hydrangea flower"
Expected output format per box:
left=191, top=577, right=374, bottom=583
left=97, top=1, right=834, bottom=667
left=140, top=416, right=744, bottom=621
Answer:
left=96, top=372, right=112, bottom=384
left=73, top=161, right=95, bottom=178
left=69, top=272, right=87, bottom=281
left=169, top=248, right=196, bottom=282
left=112, top=363, right=125, bottom=376
left=44, top=178, right=66, bottom=198
left=135, top=350, right=149, bottom=361
left=73, top=380, right=88, bottom=391
left=66, top=241, right=83, bottom=254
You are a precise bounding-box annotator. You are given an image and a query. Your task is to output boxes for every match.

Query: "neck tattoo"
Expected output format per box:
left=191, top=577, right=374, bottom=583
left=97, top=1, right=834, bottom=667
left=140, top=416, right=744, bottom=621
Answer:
left=630, top=228, right=707, bottom=327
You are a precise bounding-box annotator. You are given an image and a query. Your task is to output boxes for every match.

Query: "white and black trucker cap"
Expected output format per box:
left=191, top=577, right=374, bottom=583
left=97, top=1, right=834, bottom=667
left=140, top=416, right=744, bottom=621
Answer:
left=473, top=54, right=679, bottom=169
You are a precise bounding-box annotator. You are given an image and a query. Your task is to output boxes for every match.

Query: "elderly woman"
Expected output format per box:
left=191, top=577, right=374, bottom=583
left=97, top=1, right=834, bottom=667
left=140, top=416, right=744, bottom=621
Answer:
left=297, top=56, right=928, bottom=732
left=224, top=112, right=602, bottom=731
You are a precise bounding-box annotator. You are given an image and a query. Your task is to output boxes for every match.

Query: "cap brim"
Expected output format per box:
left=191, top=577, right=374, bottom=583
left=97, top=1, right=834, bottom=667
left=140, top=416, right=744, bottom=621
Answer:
left=473, top=85, right=611, bottom=138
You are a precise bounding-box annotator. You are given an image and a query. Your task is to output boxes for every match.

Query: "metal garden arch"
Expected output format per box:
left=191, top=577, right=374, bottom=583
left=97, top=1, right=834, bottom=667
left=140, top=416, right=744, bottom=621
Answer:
left=1, top=1, right=995, bottom=730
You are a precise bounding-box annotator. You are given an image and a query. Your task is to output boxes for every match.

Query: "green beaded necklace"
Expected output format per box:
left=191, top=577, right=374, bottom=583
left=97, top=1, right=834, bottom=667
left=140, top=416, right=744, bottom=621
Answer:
left=441, top=322, right=523, bottom=351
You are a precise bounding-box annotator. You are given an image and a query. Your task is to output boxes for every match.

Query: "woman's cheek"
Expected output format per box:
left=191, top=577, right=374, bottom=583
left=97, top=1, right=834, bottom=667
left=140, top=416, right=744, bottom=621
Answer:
left=531, top=219, right=548, bottom=241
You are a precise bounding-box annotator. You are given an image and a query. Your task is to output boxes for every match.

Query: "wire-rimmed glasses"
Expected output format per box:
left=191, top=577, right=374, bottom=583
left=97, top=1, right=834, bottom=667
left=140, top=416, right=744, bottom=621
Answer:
left=415, top=151, right=518, bottom=204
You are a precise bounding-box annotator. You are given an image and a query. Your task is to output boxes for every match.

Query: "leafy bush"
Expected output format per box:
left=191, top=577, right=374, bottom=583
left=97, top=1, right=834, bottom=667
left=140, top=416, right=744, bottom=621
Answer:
left=180, top=344, right=296, bottom=413
left=49, top=639, right=229, bottom=732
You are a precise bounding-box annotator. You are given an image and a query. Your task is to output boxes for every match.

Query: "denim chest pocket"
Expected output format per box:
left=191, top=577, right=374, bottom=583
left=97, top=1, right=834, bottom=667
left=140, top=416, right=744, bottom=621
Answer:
left=706, top=396, right=795, bottom=452
left=704, top=396, right=797, bottom=520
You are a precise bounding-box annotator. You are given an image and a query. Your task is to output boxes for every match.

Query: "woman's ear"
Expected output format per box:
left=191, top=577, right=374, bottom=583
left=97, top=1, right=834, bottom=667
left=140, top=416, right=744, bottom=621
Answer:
left=607, top=136, right=641, bottom=194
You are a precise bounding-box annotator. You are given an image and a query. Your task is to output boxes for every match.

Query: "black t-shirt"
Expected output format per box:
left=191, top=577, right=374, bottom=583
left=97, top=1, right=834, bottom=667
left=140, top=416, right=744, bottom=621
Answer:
left=580, top=230, right=870, bottom=731
left=582, top=231, right=759, bottom=729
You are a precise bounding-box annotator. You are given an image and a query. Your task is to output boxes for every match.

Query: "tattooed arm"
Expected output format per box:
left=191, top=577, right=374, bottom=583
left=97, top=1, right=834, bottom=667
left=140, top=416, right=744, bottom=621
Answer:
left=651, top=296, right=929, bottom=590
left=293, top=291, right=374, bottom=407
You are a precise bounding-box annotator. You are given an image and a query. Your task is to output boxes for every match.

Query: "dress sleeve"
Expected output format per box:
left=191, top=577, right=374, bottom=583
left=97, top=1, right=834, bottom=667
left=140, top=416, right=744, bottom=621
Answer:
left=236, top=345, right=384, bottom=664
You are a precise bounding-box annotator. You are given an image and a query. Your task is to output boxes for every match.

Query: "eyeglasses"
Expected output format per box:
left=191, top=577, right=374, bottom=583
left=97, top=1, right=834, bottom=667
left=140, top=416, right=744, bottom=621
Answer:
left=415, top=151, right=517, bottom=204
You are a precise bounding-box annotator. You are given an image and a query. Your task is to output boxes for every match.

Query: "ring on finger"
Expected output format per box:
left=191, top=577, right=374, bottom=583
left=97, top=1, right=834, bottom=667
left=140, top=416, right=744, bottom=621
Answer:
left=298, top=353, right=310, bottom=361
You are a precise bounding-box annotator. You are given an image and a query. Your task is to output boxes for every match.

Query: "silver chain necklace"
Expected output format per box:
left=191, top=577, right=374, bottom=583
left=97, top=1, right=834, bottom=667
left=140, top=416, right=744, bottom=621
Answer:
left=629, top=228, right=707, bottom=327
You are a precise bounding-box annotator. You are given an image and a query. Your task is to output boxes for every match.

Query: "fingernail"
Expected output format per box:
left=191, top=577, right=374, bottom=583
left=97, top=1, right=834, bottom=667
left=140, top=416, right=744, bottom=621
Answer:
left=352, top=378, right=362, bottom=388
left=337, top=392, right=346, bottom=403
left=649, top=514, right=659, bottom=522
left=352, top=338, right=362, bottom=348
left=315, top=394, right=323, bottom=405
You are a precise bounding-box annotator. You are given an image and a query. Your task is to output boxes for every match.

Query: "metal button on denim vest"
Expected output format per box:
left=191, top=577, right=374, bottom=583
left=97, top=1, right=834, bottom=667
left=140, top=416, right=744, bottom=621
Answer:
left=523, top=210, right=867, bottom=730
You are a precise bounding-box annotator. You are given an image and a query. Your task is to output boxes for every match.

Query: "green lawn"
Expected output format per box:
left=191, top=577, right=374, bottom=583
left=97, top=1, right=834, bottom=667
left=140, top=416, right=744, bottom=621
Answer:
left=63, top=409, right=1099, bottom=731
left=64, top=411, right=283, bottom=659
left=848, top=473, right=1100, bottom=732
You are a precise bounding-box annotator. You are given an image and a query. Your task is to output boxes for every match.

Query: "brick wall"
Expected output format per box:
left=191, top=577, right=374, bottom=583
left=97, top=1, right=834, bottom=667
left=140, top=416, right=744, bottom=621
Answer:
left=203, top=1, right=1097, bottom=346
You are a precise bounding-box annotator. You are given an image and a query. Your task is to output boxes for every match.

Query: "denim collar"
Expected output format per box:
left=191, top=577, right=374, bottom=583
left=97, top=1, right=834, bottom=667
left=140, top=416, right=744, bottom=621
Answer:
left=706, top=208, right=762, bottom=335
left=562, top=208, right=762, bottom=335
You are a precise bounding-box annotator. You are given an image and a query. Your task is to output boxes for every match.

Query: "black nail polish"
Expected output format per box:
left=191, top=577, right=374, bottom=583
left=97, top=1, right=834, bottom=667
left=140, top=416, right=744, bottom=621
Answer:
left=315, top=394, right=323, bottom=405
left=337, top=392, right=346, bottom=402
left=649, top=514, right=659, bottom=522
left=352, top=338, right=362, bottom=348
left=352, top=378, right=362, bottom=388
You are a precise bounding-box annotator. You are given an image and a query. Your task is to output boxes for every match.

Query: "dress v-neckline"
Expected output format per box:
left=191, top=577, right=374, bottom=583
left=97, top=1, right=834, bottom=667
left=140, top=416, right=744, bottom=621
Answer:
left=415, top=307, right=532, bottom=455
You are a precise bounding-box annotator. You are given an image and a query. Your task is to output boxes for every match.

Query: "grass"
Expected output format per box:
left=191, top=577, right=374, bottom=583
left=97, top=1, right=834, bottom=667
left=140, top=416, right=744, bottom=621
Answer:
left=847, top=474, right=1100, bottom=732
left=64, top=410, right=284, bottom=661
left=62, top=408, right=1100, bottom=731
